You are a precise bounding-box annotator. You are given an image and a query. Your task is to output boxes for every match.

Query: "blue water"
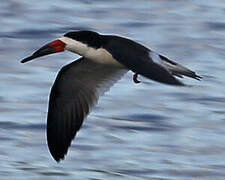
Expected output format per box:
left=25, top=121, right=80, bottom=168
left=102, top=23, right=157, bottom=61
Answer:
left=1, top=0, right=225, bottom=179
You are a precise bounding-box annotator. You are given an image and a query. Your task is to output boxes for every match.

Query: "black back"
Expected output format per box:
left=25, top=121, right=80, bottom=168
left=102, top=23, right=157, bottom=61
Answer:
left=102, top=35, right=184, bottom=86
left=64, top=30, right=106, bottom=49
left=63, top=31, right=184, bottom=85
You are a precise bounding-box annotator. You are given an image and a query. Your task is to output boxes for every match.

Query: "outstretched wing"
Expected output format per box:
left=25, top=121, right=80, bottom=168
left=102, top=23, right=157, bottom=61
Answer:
left=104, top=36, right=200, bottom=85
left=47, top=57, right=127, bottom=161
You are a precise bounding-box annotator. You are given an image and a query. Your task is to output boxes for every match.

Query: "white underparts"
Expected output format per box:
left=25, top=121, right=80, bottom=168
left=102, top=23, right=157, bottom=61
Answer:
left=59, top=37, right=125, bottom=68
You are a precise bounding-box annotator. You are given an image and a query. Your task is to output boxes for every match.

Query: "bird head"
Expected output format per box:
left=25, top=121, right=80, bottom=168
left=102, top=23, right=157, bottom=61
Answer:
left=21, top=30, right=102, bottom=63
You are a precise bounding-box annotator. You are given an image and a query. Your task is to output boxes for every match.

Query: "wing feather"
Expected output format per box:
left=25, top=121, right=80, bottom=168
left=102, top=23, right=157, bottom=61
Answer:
left=158, top=54, right=201, bottom=80
left=47, top=57, right=127, bottom=161
left=103, top=35, right=200, bottom=85
left=103, top=36, right=184, bottom=86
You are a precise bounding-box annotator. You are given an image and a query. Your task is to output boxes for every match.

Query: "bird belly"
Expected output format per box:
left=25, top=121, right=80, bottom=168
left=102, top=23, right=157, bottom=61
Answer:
left=85, top=48, right=125, bottom=68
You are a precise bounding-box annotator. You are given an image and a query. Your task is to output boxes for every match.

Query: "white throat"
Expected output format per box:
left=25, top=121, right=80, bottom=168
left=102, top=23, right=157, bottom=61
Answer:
left=59, top=37, right=89, bottom=56
left=59, top=36, right=125, bottom=68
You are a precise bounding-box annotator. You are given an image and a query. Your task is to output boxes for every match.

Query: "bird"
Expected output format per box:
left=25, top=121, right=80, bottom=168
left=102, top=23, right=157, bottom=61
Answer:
left=21, top=30, right=201, bottom=162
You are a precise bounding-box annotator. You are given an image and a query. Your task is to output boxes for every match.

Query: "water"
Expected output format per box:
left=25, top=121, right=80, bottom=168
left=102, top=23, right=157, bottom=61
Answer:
left=1, top=0, right=225, bottom=179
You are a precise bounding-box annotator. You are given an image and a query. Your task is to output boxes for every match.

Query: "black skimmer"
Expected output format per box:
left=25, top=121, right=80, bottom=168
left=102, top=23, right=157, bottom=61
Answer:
left=21, top=30, right=201, bottom=162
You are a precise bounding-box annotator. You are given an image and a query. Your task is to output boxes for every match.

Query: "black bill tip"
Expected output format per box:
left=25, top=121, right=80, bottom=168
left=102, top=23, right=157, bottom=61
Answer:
left=21, top=55, right=36, bottom=63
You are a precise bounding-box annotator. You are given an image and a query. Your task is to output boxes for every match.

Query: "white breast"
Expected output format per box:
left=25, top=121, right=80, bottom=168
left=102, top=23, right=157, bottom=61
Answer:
left=85, top=47, right=124, bottom=67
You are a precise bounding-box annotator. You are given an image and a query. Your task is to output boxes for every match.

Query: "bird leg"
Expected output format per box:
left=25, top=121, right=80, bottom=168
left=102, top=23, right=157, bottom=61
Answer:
left=133, top=73, right=141, bottom=83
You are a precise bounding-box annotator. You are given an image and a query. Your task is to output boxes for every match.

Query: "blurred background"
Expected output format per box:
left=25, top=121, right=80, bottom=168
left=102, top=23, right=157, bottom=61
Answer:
left=1, top=0, right=225, bottom=179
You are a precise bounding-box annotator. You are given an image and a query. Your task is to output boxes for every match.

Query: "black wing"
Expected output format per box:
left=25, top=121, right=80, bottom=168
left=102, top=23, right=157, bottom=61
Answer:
left=104, top=36, right=200, bottom=85
left=47, top=57, right=127, bottom=161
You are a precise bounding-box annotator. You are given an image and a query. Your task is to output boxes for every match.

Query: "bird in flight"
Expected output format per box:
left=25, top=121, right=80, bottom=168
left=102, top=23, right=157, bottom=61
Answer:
left=21, top=30, right=201, bottom=162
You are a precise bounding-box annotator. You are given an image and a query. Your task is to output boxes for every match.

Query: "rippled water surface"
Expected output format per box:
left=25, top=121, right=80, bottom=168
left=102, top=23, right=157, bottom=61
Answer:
left=1, top=0, right=225, bottom=179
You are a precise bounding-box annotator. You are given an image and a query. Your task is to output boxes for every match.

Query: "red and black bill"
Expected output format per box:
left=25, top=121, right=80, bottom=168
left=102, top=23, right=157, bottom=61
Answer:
left=21, top=40, right=66, bottom=63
